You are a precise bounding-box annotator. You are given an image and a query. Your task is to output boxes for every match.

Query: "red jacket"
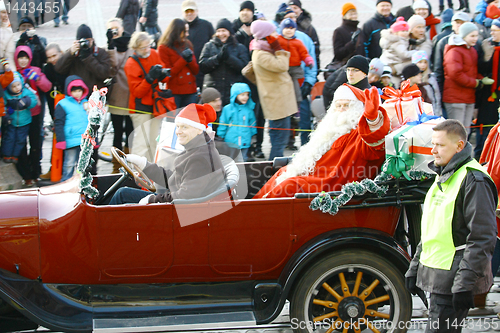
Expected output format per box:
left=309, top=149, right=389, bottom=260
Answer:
left=0, top=70, right=14, bottom=117
left=277, top=35, right=314, bottom=67
left=158, top=43, right=199, bottom=95
left=124, top=49, right=167, bottom=113
left=443, top=39, right=479, bottom=104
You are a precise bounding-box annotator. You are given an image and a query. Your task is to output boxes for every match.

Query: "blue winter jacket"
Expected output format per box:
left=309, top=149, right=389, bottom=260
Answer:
left=475, top=0, right=492, bottom=27
left=217, top=82, right=257, bottom=149
left=54, top=75, right=89, bottom=149
left=3, top=73, right=38, bottom=127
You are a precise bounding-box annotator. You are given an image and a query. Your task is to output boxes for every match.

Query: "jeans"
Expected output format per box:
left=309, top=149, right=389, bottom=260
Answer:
left=174, top=93, right=198, bottom=109
left=1, top=123, right=30, bottom=158
left=61, top=146, right=80, bottom=182
left=111, top=114, right=133, bottom=150
left=474, top=125, right=492, bottom=160
left=17, top=112, right=43, bottom=179
left=16, top=0, right=28, bottom=23
left=241, top=148, right=249, bottom=162
left=444, top=103, right=474, bottom=135
left=34, top=0, right=45, bottom=20
left=109, top=187, right=151, bottom=205
left=268, top=116, right=291, bottom=161
left=53, top=0, right=70, bottom=24
left=299, top=99, right=312, bottom=146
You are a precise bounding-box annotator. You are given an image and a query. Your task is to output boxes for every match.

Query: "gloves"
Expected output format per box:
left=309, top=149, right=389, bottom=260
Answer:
left=305, top=56, right=314, bottom=69
left=217, top=44, right=229, bottom=62
left=138, top=194, right=154, bottom=205
left=266, top=35, right=282, bottom=51
left=181, top=48, right=193, bottom=62
left=18, top=96, right=32, bottom=109
left=452, top=291, right=474, bottom=311
left=19, top=31, right=29, bottom=44
left=158, top=68, right=171, bottom=81
left=363, top=86, right=381, bottom=121
left=126, top=154, right=147, bottom=169
left=351, top=30, right=360, bottom=43
left=78, top=47, right=92, bottom=59
left=31, top=35, right=41, bottom=46
left=145, top=64, right=163, bottom=84
left=23, top=69, right=39, bottom=82
left=409, top=38, right=418, bottom=45
left=6, top=107, right=14, bottom=115
left=55, top=141, right=67, bottom=150
left=482, top=77, right=495, bottom=85
left=106, top=29, right=115, bottom=49
left=0, top=57, right=8, bottom=68
left=405, top=276, right=419, bottom=295
left=157, top=89, right=173, bottom=99
left=301, top=82, right=312, bottom=100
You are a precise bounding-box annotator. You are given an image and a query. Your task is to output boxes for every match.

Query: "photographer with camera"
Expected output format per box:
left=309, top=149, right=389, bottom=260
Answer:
left=15, top=17, right=47, bottom=70
left=124, top=32, right=170, bottom=162
left=55, top=24, right=111, bottom=98
left=158, top=18, right=199, bottom=108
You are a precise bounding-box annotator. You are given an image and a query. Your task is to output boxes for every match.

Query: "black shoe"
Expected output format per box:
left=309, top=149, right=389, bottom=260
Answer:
left=286, top=144, right=298, bottom=151
left=246, top=156, right=256, bottom=162
left=464, top=7, right=470, bottom=12
left=254, top=149, right=265, bottom=158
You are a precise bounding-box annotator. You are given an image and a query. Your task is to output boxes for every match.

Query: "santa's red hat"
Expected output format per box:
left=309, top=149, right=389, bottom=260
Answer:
left=175, top=103, right=217, bottom=131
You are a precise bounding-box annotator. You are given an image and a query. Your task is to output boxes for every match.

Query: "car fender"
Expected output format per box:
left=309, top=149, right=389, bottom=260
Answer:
left=254, top=228, right=411, bottom=324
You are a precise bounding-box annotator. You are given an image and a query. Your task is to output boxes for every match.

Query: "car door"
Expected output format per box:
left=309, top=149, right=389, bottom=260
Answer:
left=96, top=203, right=173, bottom=279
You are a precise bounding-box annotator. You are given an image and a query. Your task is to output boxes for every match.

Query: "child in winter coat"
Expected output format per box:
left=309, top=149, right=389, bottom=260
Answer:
left=0, top=58, right=14, bottom=126
left=412, top=50, right=442, bottom=116
left=380, top=17, right=416, bottom=83
left=278, top=18, right=314, bottom=103
left=2, top=72, right=38, bottom=163
left=54, top=75, right=89, bottom=182
left=217, top=83, right=257, bottom=162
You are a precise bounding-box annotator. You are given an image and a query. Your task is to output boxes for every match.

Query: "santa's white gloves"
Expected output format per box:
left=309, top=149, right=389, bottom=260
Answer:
left=126, top=154, right=147, bottom=169
left=482, top=77, right=495, bottom=86
left=139, top=194, right=154, bottom=205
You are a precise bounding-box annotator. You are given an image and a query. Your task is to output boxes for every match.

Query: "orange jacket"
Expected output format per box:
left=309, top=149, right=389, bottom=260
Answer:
left=124, top=49, right=168, bottom=113
left=277, top=35, right=314, bottom=67
left=0, top=70, right=14, bottom=117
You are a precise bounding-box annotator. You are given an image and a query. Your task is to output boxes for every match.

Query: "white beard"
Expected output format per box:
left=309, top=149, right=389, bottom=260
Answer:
left=276, top=100, right=365, bottom=185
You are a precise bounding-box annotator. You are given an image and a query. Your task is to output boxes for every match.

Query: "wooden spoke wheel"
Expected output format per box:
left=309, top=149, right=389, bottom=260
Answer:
left=290, top=250, right=412, bottom=333
left=111, top=147, right=156, bottom=192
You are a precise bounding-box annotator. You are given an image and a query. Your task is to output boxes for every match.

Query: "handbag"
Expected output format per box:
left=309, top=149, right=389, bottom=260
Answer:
left=242, top=61, right=256, bottom=85
left=103, top=52, right=129, bottom=96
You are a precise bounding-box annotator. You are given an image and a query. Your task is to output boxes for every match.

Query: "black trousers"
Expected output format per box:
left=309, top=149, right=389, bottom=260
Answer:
left=425, top=293, right=469, bottom=333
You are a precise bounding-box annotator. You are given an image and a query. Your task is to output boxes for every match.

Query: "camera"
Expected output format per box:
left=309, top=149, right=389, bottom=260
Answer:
left=161, top=68, right=171, bottom=78
left=78, top=38, right=91, bottom=50
left=111, top=29, right=119, bottom=36
left=26, top=29, right=36, bottom=38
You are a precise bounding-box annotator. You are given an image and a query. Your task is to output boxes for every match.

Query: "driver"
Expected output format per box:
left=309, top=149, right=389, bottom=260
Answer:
left=254, top=85, right=390, bottom=198
left=109, top=103, right=226, bottom=204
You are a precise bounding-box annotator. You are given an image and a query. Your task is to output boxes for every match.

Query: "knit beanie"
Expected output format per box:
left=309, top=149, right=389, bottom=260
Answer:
left=277, top=3, right=288, bottom=14
left=255, top=11, right=265, bottom=20
left=459, top=22, right=478, bottom=38
left=18, top=16, right=35, bottom=29
left=240, top=0, right=255, bottom=12
left=342, top=3, right=356, bottom=16
left=216, top=18, right=235, bottom=35
left=280, top=18, right=297, bottom=30
left=201, top=88, right=221, bottom=103
left=251, top=20, right=276, bottom=39
left=9, top=72, right=22, bottom=88
left=402, top=63, right=421, bottom=80
left=493, top=18, right=500, bottom=29
left=391, top=17, right=410, bottom=32
left=412, top=0, right=429, bottom=10
left=287, top=0, right=302, bottom=8
left=369, top=58, right=385, bottom=76
left=440, top=8, right=454, bottom=30
left=407, top=14, right=426, bottom=31
left=0, top=1, right=5, bottom=11
left=76, top=24, right=93, bottom=39
left=412, top=50, right=428, bottom=63
left=346, top=55, right=370, bottom=75
left=376, top=0, right=392, bottom=5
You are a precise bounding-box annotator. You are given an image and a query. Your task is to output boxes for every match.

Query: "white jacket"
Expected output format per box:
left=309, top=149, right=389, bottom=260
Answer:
left=380, top=29, right=415, bottom=75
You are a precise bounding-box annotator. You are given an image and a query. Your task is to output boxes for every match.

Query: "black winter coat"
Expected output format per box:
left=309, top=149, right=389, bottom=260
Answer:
left=186, top=16, right=215, bottom=89
left=232, top=18, right=255, bottom=50
left=297, top=9, right=321, bottom=68
left=431, top=26, right=452, bottom=71
left=360, top=12, right=396, bottom=59
left=117, top=0, right=140, bottom=33
left=199, top=36, right=250, bottom=106
left=323, top=66, right=371, bottom=108
left=42, top=62, right=67, bottom=118
left=476, top=38, right=500, bottom=126
left=140, top=0, right=157, bottom=27
left=333, top=19, right=363, bottom=63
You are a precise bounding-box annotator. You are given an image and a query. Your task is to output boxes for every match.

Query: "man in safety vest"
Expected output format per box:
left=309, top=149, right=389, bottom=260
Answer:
left=406, top=119, right=498, bottom=332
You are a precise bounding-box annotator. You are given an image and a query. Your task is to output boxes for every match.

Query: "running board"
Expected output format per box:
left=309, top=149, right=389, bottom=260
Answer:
left=93, top=311, right=256, bottom=332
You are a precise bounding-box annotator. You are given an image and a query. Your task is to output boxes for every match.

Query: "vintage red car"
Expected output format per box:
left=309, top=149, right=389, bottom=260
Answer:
left=0, top=152, right=430, bottom=333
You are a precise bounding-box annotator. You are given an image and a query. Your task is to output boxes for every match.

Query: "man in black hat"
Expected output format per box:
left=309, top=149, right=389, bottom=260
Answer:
left=55, top=24, right=111, bottom=97
left=287, top=0, right=321, bottom=68
left=233, top=1, right=256, bottom=49
left=359, top=0, right=396, bottom=59
left=16, top=17, right=47, bottom=69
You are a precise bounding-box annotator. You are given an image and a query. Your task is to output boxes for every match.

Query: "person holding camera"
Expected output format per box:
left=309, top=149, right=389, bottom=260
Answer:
left=158, top=18, right=198, bottom=108
left=55, top=24, right=111, bottom=98
left=124, top=32, right=170, bottom=162
left=15, top=17, right=47, bottom=70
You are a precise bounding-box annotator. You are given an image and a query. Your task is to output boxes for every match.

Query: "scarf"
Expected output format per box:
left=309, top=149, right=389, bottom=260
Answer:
left=114, top=32, right=131, bottom=53
left=425, top=14, right=441, bottom=41
left=489, top=44, right=500, bottom=102
left=250, top=39, right=274, bottom=53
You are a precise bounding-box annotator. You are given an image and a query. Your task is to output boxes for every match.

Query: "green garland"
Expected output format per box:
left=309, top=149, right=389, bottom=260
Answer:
left=309, top=161, right=432, bottom=216
left=77, top=87, right=108, bottom=199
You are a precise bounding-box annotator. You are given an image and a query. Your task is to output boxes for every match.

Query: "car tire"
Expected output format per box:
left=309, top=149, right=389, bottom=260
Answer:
left=290, top=249, right=412, bottom=333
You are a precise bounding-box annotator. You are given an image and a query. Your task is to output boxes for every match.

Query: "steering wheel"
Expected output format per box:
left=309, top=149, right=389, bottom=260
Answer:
left=111, top=147, right=156, bottom=192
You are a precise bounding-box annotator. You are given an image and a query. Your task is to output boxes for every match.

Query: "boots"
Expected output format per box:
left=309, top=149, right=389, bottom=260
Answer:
left=40, top=169, right=51, bottom=180
left=437, top=5, right=444, bottom=16
left=34, top=16, right=39, bottom=27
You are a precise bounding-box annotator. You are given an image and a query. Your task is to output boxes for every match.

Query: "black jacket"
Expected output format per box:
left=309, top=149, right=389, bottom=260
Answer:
left=323, top=65, right=370, bottom=108
left=42, top=62, right=67, bottom=118
left=360, top=12, right=396, bottom=60
left=139, top=0, right=157, bottom=27
left=333, top=19, right=363, bottom=62
left=16, top=34, right=47, bottom=69
left=430, top=26, right=452, bottom=72
left=297, top=9, right=321, bottom=68
left=476, top=37, right=500, bottom=126
left=116, top=0, right=140, bottom=34
left=186, top=16, right=215, bottom=89
left=232, top=18, right=255, bottom=50
left=199, top=36, right=250, bottom=106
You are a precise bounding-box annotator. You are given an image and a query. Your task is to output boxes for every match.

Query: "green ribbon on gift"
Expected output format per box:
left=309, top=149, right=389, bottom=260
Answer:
left=385, top=126, right=414, bottom=180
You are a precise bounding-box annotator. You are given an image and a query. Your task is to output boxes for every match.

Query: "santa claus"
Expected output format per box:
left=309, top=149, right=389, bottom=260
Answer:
left=254, top=84, right=390, bottom=198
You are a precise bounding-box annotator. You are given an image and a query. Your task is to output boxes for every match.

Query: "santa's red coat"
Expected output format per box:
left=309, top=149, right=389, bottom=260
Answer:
left=254, top=112, right=391, bottom=198
left=479, top=122, right=500, bottom=237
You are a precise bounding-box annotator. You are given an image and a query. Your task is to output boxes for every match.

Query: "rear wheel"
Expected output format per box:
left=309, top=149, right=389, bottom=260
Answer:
left=290, top=250, right=412, bottom=333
